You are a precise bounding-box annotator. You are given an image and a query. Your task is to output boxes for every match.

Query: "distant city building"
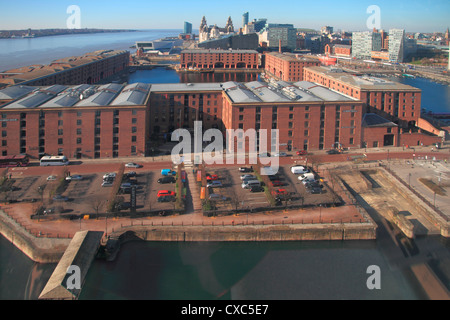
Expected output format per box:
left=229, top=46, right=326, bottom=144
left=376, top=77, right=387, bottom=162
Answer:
left=198, top=16, right=236, bottom=43
left=184, top=22, right=192, bottom=34
left=321, top=26, right=333, bottom=35
left=388, top=29, right=406, bottom=62
left=333, top=44, right=352, bottom=57
left=258, top=23, right=297, bottom=51
left=197, top=33, right=258, bottom=50
left=135, top=38, right=183, bottom=54
left=352, top=31, right=382, bottom=60
left=242, top=12, right=249, bottom=28
left=243, top=18, right=267, bottom=34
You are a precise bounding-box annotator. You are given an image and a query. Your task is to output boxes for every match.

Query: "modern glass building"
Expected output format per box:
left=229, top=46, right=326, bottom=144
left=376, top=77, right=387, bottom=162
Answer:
left=351, top=31, right=382, bottom=60
left=388, top=29, right=405, bottom=63
left=184, top=22, right=192, bottom=35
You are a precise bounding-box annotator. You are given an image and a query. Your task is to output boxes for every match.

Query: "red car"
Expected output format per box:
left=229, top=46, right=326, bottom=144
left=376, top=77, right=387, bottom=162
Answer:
left=272, top=188, right=288, bottom=196
left=157, top=190, right=176, bottom=198
left=206, top=174, right=219, bottom=181
left=297, top=150, right=308, bottom=156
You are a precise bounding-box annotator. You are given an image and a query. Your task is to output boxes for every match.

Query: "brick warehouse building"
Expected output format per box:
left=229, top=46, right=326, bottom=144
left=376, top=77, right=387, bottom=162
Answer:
left=303, top=66, right=421, bottom=126
left=264, top=52, right=320, bottom=82
left=221, top=80, right=365, bottom=152
left=180, top=49, right=260, bottom=70
left=0, top=50, right=130, bottom=88
left=0, top=83, right=149, bottom=159
left=148, top=83, right=224, bottom=135
left=303, top=66, right=442, bottom=147
left=0, top=78, right=441, bottom=160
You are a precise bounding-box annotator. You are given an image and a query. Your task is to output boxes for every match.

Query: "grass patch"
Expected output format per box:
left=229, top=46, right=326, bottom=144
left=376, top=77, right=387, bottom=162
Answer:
left=418, top=178, right=446, bottom=196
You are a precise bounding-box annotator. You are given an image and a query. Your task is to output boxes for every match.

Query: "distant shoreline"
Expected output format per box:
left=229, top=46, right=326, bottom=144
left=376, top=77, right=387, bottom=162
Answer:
left=0, top=28, right=141, bottom=39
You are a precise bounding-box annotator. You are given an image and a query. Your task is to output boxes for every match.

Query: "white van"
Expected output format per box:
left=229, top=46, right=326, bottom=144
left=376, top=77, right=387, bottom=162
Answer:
left=242, top=180, right=261, bottom=189
left=298, top=172, right=315, bottom=181
left=291, top=166, right=309, bottom=174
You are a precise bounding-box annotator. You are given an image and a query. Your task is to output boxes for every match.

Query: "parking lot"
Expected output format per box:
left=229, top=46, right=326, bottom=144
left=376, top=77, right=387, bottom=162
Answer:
left=204, top=167, right=270, bottom=211
left=3, top=159, right=341, bottom=219
left=3, top=164, right=181, bottom=217
left=200, top=164, right=340, bottom=213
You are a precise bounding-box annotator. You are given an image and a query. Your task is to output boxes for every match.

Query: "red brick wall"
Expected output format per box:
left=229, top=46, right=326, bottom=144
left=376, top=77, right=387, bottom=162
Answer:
left=399, top=132, right=442, bottom=147
left=180, top=51, right=259, bottom=69
left=362, top=126, right=399, bottom=148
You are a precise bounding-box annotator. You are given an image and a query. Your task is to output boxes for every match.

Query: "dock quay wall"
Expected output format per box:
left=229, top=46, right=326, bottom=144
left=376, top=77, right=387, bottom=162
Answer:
left=112, top=223, right=377, bottom=242
left=0, top=210, right=70, bottom=263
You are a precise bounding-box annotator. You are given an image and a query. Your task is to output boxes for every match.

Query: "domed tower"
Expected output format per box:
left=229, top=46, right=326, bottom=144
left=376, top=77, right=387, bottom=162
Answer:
left=210, top=24, right=220, bottom=39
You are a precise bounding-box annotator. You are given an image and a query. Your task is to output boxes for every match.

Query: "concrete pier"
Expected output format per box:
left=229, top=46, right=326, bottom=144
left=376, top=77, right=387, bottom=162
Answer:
left=38, top=230, right=103, bottom=300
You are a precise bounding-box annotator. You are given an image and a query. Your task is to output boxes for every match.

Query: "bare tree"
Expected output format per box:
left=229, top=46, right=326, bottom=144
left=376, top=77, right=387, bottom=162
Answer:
left=90, top=198, right=105, bottom=216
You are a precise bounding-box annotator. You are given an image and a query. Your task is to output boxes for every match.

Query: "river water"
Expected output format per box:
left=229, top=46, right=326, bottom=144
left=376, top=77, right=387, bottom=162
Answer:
left=0, top=29, right=181, bottom=71
left=1, top=32, right=450, bottom=301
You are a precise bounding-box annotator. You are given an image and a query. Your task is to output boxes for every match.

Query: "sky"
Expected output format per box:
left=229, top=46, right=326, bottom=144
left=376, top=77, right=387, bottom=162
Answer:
left=0, top=0, right=449, bottom=33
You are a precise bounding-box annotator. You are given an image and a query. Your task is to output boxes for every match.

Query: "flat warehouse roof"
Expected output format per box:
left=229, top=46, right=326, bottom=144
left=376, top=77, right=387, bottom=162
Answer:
left=0, top=82, right=151, bottom=110
left=223, top=80, right=357, bottom=104
left=305, top=66, right=421, bottom=91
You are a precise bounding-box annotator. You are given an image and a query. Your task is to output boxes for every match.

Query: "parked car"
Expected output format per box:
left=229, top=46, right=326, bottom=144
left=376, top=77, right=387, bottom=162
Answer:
left=161, top=169, right=177, bottom=176
left=296, top=150, right=308, bottom=156
left=65, top=174, right=82, bottom=181
left=47, top=175, right=57, bottom=181
left=272, top=189, right=289, bottom=197
left=268, top=175, right=281, bottom=181
left=207, top=180, right=223, bottom=188
left=53, top=195, right=69, bottom=202
left=291, top=166, right=310, bottom=175
left=273, top=152, right=287, bottom=157
left=239, top=167, right=253, bottom=173
left=125, top=162, right=142, bottom=168
left=125, top=171, right=137, bottom=177
left=240, top=174, right=256, bottom=180
left=270, top=180, right=284, bottom=187
left=242, top=180, right=261, bottom=189
left=206, top=174, right=219, bottom=181
left=158, top=176, right=176, bottom=184
left=102, top=181, right=113, bottom=187
left=298, top=173, right=315, bottom=181
left=307, top=187, right=322, bottom=194
left=302, top=178, right=316, bottom=185
left=304, top=181, right=323, bottom=189
left=327, top=149, right=340, bottom=155
left=258, top=152, right=270, bottom=157
left=103, top=173, right=117, bottom=180
left=116, top=202, right=131, bottom=211
left=157, top=190, right=176, bottom=198
left=209, top=193, right=228, bottom=201
left=157, top=195, right=176, bottom=202
left=250, top=185, right=265, bottom=193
